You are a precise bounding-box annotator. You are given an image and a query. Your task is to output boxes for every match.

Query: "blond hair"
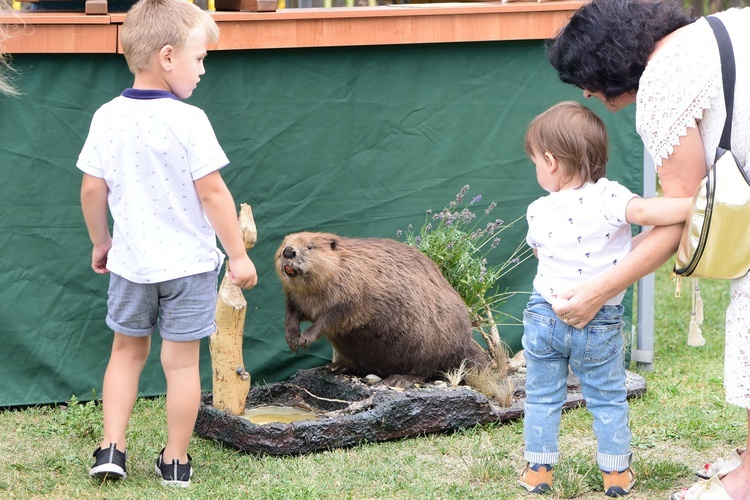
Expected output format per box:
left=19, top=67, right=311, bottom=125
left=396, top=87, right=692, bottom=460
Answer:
left=0, top=53, right=16, bottom=96
left=120, top=0, right=219, bottom=74
left=524, top=101, right=608, bottom=187
left=0, top=11, right=18, bottom=96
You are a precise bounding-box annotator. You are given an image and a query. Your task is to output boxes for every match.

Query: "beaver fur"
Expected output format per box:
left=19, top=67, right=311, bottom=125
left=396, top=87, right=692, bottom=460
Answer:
left=275, top=231, right=488, bottom=387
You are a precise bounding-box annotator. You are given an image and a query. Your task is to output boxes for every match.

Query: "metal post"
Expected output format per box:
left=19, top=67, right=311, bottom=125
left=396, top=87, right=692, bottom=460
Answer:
left=632, top=150, right=656, bottom=371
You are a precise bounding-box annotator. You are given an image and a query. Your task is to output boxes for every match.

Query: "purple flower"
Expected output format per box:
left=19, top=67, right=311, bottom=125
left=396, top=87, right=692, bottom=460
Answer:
left=456, top=185, right=469, bottom=204
left=459, top=208, right=475, bottom=223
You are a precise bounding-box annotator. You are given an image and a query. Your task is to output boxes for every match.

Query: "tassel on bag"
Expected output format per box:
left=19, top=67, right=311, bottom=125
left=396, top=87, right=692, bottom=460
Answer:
left=688, top=278, right=706, bottom=347
left=694, top=279, right=704, bottom=324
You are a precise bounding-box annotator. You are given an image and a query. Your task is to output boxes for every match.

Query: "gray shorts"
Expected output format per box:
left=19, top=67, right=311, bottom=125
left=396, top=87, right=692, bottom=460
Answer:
left=106, top=268, right=219, bottom=342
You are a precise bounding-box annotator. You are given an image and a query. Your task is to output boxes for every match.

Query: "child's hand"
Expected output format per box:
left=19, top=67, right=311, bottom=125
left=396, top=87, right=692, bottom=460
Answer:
left=91, top=241, right=112, bottom=274
left=228, top=255, right=258, bottom=289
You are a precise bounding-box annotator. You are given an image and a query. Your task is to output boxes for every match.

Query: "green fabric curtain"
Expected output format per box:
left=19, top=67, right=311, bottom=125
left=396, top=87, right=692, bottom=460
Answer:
left=0, top=41, right=640, bottom=406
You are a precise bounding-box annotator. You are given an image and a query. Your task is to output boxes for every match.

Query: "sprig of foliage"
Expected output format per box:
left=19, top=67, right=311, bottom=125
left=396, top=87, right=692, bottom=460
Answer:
left=397, top=185, right=533, bottom=360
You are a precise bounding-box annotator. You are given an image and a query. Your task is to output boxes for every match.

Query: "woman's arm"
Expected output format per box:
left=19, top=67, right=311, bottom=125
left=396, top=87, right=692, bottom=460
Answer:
left=553, top=125, right=706, bottom=327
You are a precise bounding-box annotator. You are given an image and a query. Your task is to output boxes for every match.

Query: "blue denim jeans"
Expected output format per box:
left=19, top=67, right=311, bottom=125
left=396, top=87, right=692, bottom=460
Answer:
left=522, top=291, right=632, bottom=472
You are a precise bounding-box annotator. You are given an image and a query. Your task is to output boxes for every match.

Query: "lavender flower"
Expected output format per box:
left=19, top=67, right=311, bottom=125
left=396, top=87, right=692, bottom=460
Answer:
left=396, top=184, right=532, bottom=334
left=455, top=184, right=469, bottom=204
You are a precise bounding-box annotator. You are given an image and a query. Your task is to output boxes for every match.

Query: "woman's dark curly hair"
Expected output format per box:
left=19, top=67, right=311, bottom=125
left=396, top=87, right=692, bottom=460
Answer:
left=547, top=0, right=694, bottom=101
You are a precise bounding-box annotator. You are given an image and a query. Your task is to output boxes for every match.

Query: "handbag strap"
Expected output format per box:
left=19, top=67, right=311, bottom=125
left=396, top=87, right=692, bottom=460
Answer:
left=706, top=16, right=735, bottom=151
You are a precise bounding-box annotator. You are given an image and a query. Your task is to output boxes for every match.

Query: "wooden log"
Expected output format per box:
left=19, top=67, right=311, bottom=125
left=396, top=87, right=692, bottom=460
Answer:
left=238, top=203, right=257, bottom=249
left=209, top=204, right=257, bottom=416
left=214, top=0, right=278, bottom=12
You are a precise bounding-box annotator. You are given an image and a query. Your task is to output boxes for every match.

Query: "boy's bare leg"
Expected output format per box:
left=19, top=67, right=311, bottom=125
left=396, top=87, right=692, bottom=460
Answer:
left=161, top=338, right=201, bottom=464
left=101, top=332, right=151, bottom=451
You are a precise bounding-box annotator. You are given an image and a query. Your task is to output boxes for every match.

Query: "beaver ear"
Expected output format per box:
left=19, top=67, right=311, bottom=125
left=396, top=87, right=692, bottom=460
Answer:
left=330, top=239, right=337, bottom=251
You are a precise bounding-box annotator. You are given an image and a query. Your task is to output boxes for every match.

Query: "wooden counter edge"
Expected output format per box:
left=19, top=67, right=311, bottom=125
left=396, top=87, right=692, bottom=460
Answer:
left=2, top=1, right=585, bottom=54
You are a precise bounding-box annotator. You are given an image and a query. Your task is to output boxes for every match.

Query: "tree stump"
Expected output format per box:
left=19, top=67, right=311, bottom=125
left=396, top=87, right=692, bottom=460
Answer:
left=209, top=204, right=257, bottom=416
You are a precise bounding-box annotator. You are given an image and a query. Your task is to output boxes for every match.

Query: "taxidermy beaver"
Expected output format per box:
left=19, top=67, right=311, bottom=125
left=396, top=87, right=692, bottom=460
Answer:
left=275, top=231, right=489, bottom=387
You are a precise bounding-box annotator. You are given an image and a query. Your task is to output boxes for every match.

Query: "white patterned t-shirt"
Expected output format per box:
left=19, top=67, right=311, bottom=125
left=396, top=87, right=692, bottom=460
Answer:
left=77, top=89, right=229, bottom=284
left=526, top=178, right=638, bottom=306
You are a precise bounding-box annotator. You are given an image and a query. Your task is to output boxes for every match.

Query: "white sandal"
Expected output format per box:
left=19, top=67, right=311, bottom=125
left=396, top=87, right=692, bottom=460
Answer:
left=671, top=472, right=732, bottom=500
left=696, top=448, right=744, bottom=480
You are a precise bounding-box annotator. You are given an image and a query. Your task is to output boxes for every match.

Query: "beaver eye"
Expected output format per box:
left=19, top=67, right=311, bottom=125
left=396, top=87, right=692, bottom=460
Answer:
left=307, top=244, right=313, bottom=250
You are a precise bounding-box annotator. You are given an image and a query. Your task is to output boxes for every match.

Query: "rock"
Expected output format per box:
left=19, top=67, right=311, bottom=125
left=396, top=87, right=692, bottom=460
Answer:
left=194, top=366, right=646, bottom=456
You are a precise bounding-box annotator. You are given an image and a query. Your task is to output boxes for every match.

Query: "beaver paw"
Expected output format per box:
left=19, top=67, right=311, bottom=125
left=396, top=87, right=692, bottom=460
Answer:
left=285, top=331, right=302, bottom=353
left=296, top=336, right=314, bottom=350
left=378, top=374, right=425, bottom=389
left=324, top=361, right=354, bottom=374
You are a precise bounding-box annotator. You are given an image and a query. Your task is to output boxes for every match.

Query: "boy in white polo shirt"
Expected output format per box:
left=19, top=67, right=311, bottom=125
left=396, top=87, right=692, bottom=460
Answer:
left=78, top=0, right=257, bottom=487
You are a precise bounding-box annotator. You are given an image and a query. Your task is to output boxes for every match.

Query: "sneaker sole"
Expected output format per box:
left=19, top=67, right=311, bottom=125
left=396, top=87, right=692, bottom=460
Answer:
left=154, top=463, right=193, bottom=487
left=160, top=478, right=191, bottom=488
left=89, top=464, right=126, bottom=480
left=604, top=477, right=636, bottom=497
left=519, top=481, right=551, bottom=493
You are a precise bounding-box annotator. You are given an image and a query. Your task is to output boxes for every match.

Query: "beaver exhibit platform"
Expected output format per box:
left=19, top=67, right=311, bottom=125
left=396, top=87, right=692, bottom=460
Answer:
left=195, top=366, right=647, bottom=455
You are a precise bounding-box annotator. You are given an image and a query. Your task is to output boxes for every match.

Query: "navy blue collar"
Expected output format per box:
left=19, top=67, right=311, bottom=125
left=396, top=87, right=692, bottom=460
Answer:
left=121, top=88, right=180, bottom=101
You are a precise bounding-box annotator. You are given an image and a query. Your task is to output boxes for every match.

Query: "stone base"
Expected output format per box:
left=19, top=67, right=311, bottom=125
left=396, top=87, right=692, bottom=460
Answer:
left=195, top=366, right=646, bottom=456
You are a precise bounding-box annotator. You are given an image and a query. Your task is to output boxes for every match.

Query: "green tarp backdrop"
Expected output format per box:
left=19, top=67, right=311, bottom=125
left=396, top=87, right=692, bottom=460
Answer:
left=0, top=41, right=641, bottom=406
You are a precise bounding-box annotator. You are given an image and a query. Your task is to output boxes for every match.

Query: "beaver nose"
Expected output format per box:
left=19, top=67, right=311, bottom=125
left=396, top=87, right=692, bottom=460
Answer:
left=282, top=246, right=296, bottom=259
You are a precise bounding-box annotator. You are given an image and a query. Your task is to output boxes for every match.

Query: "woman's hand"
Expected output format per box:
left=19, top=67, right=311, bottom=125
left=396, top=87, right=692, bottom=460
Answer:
left=552, top=277, right=608, bottom=328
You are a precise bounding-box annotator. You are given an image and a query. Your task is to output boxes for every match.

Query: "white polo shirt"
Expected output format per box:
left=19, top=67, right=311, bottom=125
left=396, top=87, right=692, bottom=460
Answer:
left=526, top=178, right=638, bottom=306
left=77, top=89, right=229, bottom=284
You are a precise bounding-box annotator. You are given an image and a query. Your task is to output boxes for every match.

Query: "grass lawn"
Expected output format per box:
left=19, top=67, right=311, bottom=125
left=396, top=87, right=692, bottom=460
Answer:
left=0, top=260, right=741, bottom=499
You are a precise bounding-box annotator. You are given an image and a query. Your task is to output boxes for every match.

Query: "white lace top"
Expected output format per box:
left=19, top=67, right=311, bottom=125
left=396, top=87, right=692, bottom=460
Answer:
left=636, top=9, right=750, bottom=173
left=637, top=8, right=750, bottom=409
